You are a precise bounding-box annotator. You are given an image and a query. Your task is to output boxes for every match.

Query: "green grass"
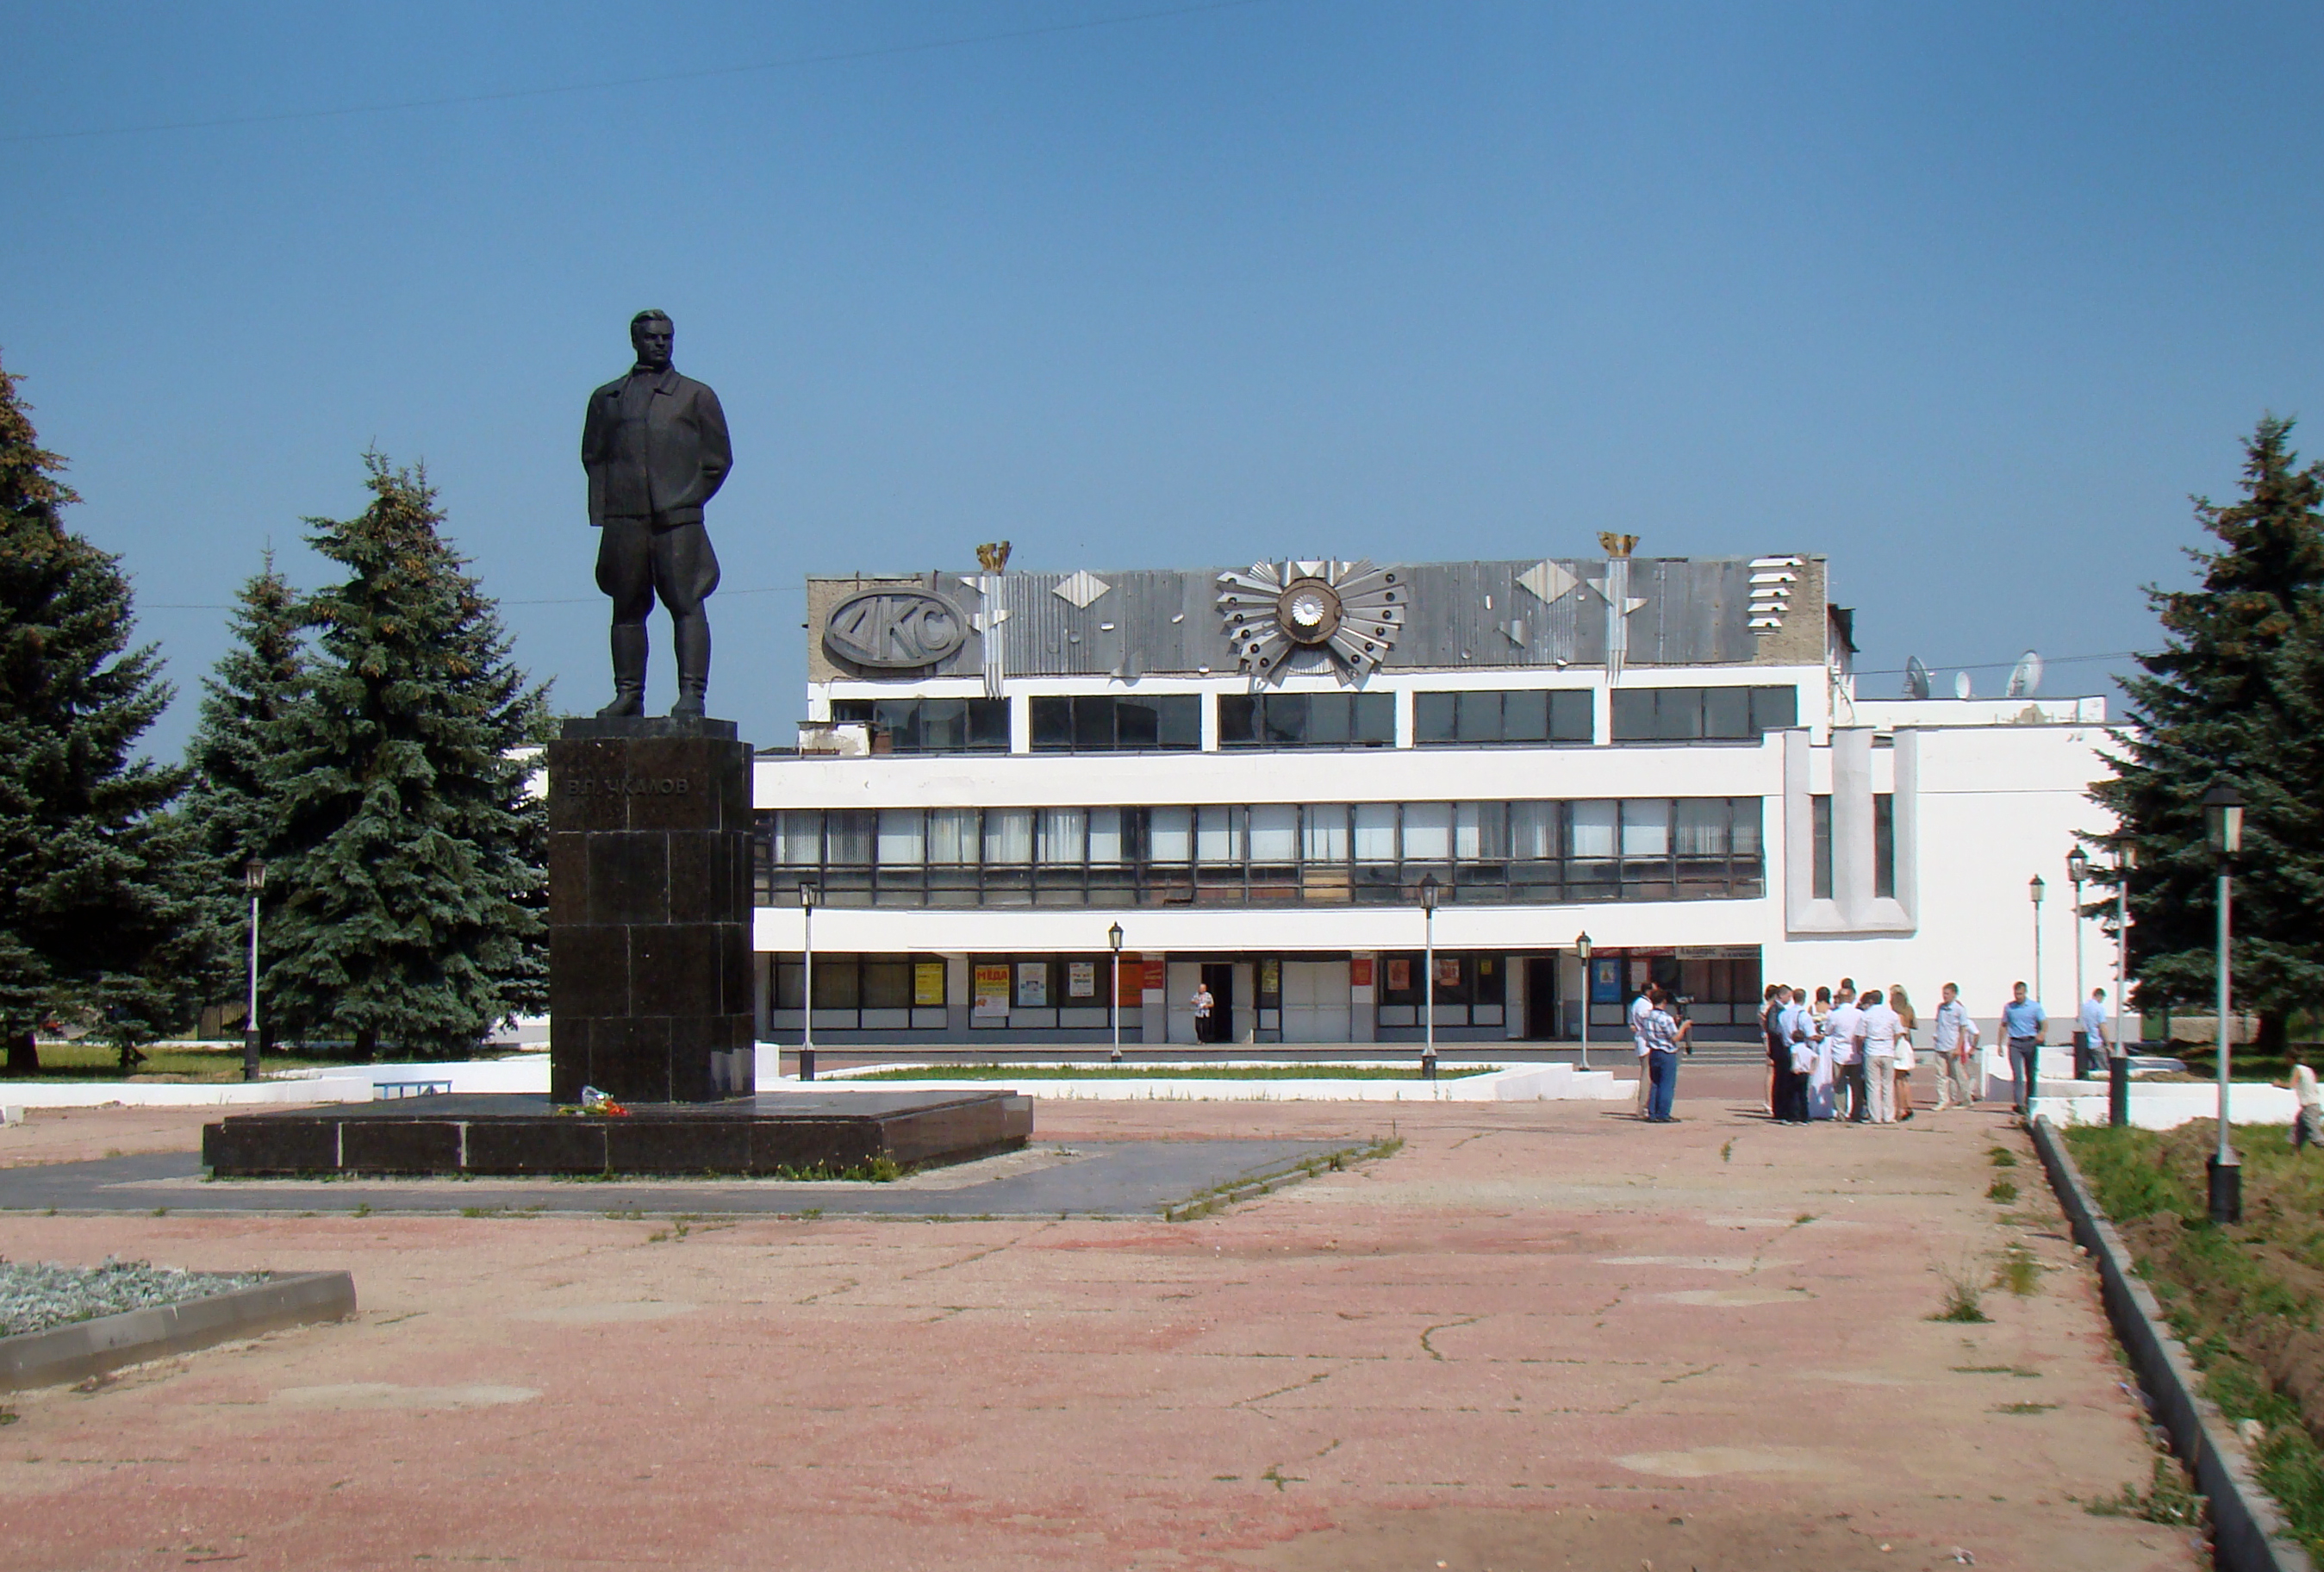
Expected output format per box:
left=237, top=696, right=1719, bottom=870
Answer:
left=5, top=1039, right=531, bottom=1081
left=1928, top=1259, right=1989, bottom=1324
left=2065, top=1121, right=2324, bottom=1557
left=843, top=1063, right=1492, bottom=1082
left=1986, top=1177, right=2020, bottom=1203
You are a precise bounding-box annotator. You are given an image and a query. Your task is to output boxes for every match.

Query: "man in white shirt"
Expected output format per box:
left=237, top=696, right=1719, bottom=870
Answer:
left=1629, top=985, right=1656, bottom=1115
left=1825, top=988, right=1865, bottom=1122
left=1930, top=982, right=1978, bottom=1110
left=2077, top=988, right=2110, bottom=1080
left=1858, top=988, right=1903, bottom=1123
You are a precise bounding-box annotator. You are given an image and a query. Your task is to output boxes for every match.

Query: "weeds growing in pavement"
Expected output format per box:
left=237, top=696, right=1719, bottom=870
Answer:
left=1986, top=1177, right=2019, bottom=1203
left=1929, top=1259, right=1990, bottom=1323
left=1988, top=1146, right=2017, bottom=1167
left=2084, top=1457, right=2203, bottom=1526
left=1996, top=1245, right=2042, bottom=1296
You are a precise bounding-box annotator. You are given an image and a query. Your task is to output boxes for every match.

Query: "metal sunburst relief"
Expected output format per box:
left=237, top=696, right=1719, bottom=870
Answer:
left=1216, top=559, right=1405, bottom=683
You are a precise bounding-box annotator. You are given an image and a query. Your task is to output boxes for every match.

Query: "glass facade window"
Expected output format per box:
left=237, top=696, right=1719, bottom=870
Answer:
left=1414, top=689, right=1592, bottom=745
left=1610, top=685, right=1799, bottom=742
left=759, top=797, right=1765, bottom=908
left=1811, top=794, right=1834, bottom=900
left=772, top=952, right=950, bottom=1026
left=830, top=697, right=1009, bottom=753
left=1218, top=691, right=1395, bottom=748
left=1028, top=694, right=1199, bottom=752
left=1873, top=791, right=1896, bottom=899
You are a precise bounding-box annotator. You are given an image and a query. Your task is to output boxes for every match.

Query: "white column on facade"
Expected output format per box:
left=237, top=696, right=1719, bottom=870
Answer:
left=944, top=953, right=970, bottom=1034
left=1142, top=953, right=1168, bottom=1043
left=1349, top=951, right=1377, bottom=1042
left=1505, top=954, right=1525, bottom=1039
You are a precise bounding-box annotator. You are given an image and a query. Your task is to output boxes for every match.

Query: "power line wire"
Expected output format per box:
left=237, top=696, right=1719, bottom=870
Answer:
left=2, top=0, right=1268, bottom=145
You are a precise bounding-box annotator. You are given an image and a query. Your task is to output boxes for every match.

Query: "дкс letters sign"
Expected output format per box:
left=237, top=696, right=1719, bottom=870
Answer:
left=823, top=588, right=969, bottom=670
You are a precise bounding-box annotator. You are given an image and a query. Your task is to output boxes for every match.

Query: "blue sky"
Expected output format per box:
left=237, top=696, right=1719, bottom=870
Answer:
left=6, top=1, right=2322, bottom=753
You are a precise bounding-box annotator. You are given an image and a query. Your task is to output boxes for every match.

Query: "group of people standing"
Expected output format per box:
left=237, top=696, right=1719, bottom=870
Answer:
left=1760, top=978, right=1981, bottom=1125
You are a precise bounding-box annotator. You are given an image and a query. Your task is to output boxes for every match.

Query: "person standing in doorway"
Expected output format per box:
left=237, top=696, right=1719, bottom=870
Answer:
left=1930, top=982, right=1978, bottom=1110
left=1642, top=989, right=1690, bottom=1121
left=1859, top=989, right=1902, bottom=1123
left=2001, top=981, right=2047, bottom=1117
left=1191, top=981, right=1216, bottom=1045
left=1889, top=985, right=1918, bottom=1121
left=1630, top=983, right=1656, bottom=1116
left=2078, top=988, right=2109, bottom=1081
left=1826, top=985, right=1866, bottom=1123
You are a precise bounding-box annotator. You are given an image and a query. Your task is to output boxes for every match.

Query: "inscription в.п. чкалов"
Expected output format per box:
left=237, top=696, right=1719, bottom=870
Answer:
left=563, top=774, right=697, bottom=796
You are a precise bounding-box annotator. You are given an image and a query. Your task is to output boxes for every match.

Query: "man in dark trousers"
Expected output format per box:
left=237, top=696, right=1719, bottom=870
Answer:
left=583, top=310, right=732, bottom=718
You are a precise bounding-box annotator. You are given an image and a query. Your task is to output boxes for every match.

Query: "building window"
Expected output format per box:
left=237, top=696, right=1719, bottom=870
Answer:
left=1028, top=694, right=1199, bottom=752
left=1413, top=689, right=1592, bottom=745
left=1218, top=691, right=1395, bottom=748
left=758, top=796, right=1766, bottom=910
left=1374, top=951, right=1506, bottom=1030
left=1610, top=685, right=1798, bottom=742
left=829, top=697, right=1009, bottom=753
left=1873, top=791, right=1896, bottom=900
left=1810, top=794, right=1834, bottom=901
left=770, top=952, right=950, bottom=1030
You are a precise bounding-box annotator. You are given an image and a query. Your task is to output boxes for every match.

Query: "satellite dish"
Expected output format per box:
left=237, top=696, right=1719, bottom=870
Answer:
left=1904, top=656, right=1932, bottom=700
left=1953, top=671, right=1972, bottom=700
left=2006, top=649, right=2043, bottom=698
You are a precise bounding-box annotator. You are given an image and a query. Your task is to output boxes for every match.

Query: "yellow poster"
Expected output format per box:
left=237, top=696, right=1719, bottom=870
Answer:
left=913, top=961, right=946, bottom=1007
left=972, top=964, right=1011, bottom=1016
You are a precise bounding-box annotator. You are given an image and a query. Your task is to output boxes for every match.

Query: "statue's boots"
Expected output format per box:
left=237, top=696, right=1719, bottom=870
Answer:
left=599, top=625, right=647, bottom=717
left=670, top=613, right=710, bottom=720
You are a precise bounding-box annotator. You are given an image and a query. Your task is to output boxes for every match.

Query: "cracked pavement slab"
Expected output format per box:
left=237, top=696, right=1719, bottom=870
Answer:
left=0, top=1083, right=2202, bottom=1569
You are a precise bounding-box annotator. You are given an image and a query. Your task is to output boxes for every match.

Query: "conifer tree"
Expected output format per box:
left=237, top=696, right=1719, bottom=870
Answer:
left=262, top=454, right=548, bottom=1059
left=180, top=556, right=308, bottom=1046
left=0, top=353, right=192, bottom=1075
left=2090, top=415, right=2324, bottom=1056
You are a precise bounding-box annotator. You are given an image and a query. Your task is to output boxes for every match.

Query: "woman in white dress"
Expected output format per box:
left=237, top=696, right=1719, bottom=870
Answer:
left=1807, top=995, right=1839, bottom=1120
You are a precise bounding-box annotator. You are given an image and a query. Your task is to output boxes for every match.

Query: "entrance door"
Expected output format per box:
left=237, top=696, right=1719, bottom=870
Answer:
left=1281, top=960, right=1352, bottom=1044
left=1524, top=957, right=1561, bottom=1039
left=1198, top=963, right=1236, bottom=1044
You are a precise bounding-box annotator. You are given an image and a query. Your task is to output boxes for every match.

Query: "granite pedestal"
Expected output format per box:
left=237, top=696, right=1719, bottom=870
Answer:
left=202, top=1091, right=1033, bottom=1177
left=547, top=714, right=755, bottom=1103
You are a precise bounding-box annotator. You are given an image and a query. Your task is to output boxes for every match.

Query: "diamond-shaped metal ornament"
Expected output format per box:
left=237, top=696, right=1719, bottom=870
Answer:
left=1051, top=571, right=1112, bottom=609
left=1517, top=559, right=1578, bottom=604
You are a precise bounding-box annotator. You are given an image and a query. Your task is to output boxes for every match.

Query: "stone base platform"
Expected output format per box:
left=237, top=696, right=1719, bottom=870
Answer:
left=201, top=1090, right=1031, bottom=1178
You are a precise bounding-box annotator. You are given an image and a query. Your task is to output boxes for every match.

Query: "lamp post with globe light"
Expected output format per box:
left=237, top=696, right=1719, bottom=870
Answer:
left=1108, top=921, right=1126, bottom=1064
left=1575, top=932, right=1592, bottom=1071
left=2067, top=846, right=2090, bottom=1076
left=242, top=860, right=266, bottom=1083
left=798, top=882, right=818, bottom=1082
left=2108, top=835, right=2137, bottom=1128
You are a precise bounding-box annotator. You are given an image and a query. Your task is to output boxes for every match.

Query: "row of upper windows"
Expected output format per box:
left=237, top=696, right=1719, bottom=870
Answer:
left=826, top=685, right=1800, bottom=755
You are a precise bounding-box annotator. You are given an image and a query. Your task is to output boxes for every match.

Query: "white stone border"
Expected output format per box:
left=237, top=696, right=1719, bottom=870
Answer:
left=788, top=1061, right=1633, bottom=1101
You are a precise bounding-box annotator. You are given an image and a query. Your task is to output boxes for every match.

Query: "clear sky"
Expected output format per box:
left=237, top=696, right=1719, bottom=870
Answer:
left=6, top=1, right=2322, bottom=754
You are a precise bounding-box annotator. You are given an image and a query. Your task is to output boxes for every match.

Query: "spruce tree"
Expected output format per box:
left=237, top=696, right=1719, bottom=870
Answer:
left=2090, top=415, right=2324, bottom=1055
left=0, top=352, right=192, bottom=1074
left=262, top=453, right=548, bottom=1059
left=180, top=556, right=308, bottom=1047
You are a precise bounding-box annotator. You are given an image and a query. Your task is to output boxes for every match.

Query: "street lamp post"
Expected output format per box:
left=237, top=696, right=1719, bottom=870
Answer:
left=2109, top=836, right=2137, bottom=1128
left=2028, top=875, right=2046, bottom=1015
left=1418, top=874, right=1441, bottom=1081
left=1575, top=932, right=1593, bottom=1072
left=2066, top=847, right=2090, bottom=1078
left=798, top=882, right=819, bottom=1082
left=1108, top=921, right=1126, bottom=1064
left=2203, top=783, right=2244, bottom=1225
left=242, top=859, right=266, bottom=1083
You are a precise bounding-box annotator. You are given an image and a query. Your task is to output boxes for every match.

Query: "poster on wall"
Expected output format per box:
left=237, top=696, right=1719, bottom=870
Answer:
left=1016, top=961, right=1050, bottom=1008
left=913, top=962, right=946, bottom=1007
left=1350, top=958, right=1374, bottom=989
left=972, top=964, right=1012, bottom=1016
left=1386, top=958, right=1411, bottom=991
left=1258, top=959, right=1280, bottom=995
left=1436, top=957, right=1461, bottom=988
left=1067, top=960, right=1097, bottom=999
left=1590, top=957, right=1623, bottom=1004
left=1144, top=959, right=1168, bottom=991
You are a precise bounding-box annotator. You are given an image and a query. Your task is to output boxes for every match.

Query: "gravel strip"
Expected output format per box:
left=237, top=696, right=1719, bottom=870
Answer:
left=1, top=1259, right=272, bottom=1338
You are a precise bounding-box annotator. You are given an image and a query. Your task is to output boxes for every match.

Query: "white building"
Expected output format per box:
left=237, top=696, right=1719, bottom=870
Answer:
left=751, top=552, right=2119, bottom=1047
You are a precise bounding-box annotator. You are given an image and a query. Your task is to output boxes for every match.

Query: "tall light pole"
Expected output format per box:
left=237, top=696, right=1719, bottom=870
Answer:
left=1108, top=921, right=1126, bottom=1064
left=2109, top=835, right=2137, bottom=1128
left=1574, top=932, right=1592, bottom=1071
left=2066, top=846, right=2090, bottom=1077
left=1418, top=873, right=1441, bottom=1082
left=798, top=882, right=819, bottom=1082
left=2203, top=783, right=2244, bottom=1225
left=242, top=859, right=266, bottom=1083
left=2028, top=875, right=2047, bottom=1014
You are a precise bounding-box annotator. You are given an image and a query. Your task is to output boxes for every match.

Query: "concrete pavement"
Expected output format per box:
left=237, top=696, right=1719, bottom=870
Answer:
left=0, top=1079, right=2199, bottom=1569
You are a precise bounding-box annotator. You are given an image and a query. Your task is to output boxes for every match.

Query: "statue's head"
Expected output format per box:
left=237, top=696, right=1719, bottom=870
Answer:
left=630, top=310, right=674, bottom=371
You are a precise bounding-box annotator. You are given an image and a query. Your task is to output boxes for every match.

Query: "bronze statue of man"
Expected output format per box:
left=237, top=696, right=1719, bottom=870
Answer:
left=582, top=310, right=732, bottom=718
